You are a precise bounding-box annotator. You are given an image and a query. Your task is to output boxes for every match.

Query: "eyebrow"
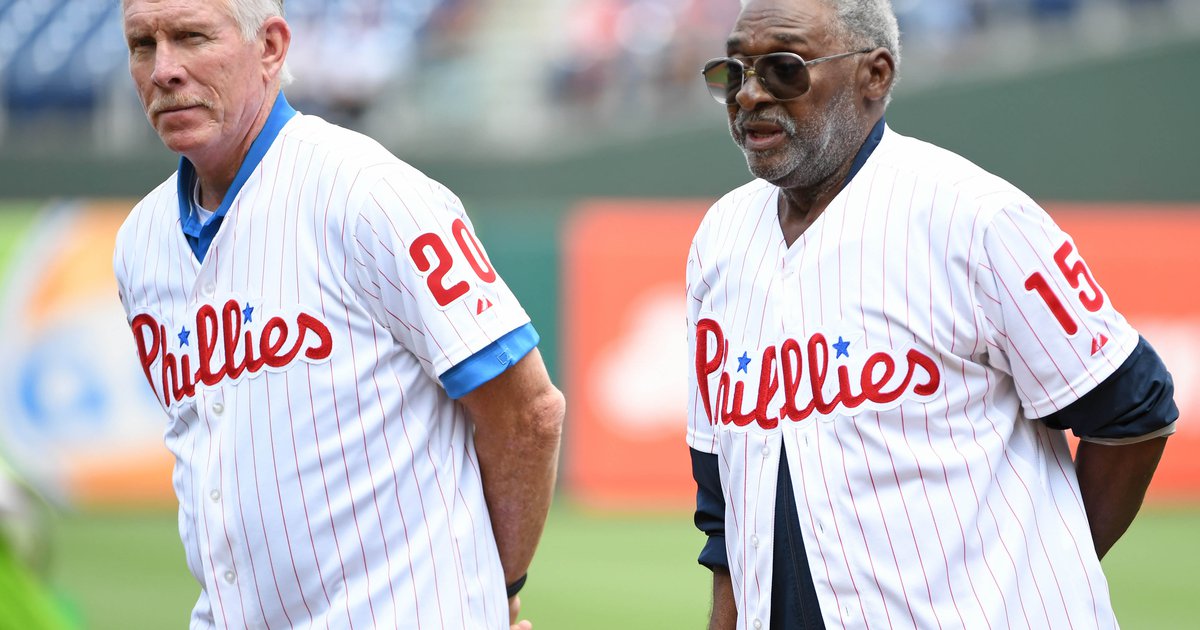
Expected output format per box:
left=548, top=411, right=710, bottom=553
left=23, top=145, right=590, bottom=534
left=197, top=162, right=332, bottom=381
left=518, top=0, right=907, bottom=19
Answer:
left=126, top=19, right=216, bottom=37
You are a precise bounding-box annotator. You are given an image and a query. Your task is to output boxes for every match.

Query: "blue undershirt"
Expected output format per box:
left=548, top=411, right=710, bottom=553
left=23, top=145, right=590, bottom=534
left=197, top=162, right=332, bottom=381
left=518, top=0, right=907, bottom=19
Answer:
left=178, top=94, right=296, bottom=262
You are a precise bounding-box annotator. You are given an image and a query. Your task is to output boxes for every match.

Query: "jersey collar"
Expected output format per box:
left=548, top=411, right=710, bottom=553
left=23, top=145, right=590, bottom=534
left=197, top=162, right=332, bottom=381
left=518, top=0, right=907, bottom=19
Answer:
left=177, top=93, right=298, bottom=261
left=843, top=116, right=886, bottom=186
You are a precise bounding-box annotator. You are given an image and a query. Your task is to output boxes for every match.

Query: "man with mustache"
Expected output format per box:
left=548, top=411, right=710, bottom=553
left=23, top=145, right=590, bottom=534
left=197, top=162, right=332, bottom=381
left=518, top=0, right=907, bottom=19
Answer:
left=113, top=1, right=563, bottom=628
left=686, top=0, right=1179, bottom=628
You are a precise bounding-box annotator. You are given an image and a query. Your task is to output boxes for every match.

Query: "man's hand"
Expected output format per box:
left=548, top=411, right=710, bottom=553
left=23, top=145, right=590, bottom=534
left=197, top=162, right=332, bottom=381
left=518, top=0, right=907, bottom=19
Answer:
left=461, top=348, right=565, bottom=590
left=510, top=595, right=532, bottom=630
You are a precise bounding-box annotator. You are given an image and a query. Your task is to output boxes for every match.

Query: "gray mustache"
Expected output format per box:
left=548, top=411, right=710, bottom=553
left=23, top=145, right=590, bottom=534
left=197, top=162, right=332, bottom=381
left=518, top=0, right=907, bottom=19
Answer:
left=149, top=96, right=214, bottom=116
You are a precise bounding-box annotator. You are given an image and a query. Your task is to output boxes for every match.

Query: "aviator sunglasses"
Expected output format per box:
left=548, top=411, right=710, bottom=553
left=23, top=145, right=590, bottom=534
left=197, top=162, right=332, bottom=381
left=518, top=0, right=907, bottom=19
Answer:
left=701, top=49, right=873, bottom=104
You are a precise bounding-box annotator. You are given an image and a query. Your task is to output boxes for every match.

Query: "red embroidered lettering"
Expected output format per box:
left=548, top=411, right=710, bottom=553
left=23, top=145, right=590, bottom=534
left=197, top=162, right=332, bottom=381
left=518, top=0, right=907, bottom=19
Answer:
left=694, top=318, right=942, bottom=431
left=695, top=318, right=725, bottom=425
left=129, top=299, right=335, bottom=407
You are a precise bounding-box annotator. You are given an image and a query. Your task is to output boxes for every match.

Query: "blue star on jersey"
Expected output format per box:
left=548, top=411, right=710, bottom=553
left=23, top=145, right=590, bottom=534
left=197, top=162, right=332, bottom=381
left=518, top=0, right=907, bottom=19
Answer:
left=737, top=351, right=752, bottom=373
left=243, top=304, right=254, bottom=323
left=833, top=336, right=850, bottom=358
left=179, top=326, right=191, bottom=347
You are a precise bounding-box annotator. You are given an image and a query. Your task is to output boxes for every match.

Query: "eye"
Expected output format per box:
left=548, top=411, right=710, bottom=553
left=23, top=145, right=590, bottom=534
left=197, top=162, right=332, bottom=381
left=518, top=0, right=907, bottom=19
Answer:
left=128, top=37, right=155, bottom=53
left=766, top=57, right=805, bottom=82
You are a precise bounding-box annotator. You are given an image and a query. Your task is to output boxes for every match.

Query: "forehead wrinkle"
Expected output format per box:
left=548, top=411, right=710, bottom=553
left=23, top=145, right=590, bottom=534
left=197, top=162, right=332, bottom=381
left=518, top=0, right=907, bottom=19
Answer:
left=123, top=0, right=228, bottom=33
left=727, top=31, right=808, bottom=51
left=727, top=1, right=833, bottom=53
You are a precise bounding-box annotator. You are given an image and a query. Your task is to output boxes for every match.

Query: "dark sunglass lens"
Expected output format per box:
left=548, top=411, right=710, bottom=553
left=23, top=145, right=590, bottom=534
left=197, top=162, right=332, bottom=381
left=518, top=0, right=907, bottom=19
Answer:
left=759, top=54, right=810, bottom=100
left=703, top=60, right=742, bottom=104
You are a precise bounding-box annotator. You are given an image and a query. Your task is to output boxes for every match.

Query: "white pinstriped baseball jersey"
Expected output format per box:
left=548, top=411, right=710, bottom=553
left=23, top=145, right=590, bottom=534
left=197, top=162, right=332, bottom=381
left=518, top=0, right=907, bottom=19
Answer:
left=114, top=96, right=530, bottom=629
left=686, top=125, right=1136, bottom=629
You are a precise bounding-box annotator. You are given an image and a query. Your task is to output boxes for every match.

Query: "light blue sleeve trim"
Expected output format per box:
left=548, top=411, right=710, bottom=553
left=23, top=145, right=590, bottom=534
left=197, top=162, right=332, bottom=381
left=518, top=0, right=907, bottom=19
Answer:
left=440, top=323, right=539, bottom=399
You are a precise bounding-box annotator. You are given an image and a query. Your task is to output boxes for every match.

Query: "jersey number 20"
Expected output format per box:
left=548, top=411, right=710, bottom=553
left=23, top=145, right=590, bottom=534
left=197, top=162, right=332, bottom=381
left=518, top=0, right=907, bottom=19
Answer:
left=409, top=218, right=497, bottom=307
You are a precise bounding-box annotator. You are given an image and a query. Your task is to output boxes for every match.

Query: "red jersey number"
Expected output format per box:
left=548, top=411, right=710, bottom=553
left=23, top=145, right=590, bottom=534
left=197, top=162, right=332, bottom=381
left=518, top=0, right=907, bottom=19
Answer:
left=409, top=219, right=497, bottom=307
left=1023, top=240, right=1105, bottom=335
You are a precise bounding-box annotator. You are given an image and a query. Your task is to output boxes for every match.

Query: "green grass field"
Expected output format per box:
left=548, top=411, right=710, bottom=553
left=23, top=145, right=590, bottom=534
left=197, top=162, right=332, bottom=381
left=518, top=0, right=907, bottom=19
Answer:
left=46, top=504, right=1200, bottom=629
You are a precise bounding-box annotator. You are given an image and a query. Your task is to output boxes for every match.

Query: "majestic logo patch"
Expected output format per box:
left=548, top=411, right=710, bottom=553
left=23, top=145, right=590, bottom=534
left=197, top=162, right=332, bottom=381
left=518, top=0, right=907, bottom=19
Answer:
left=130, top=298, right=334, bottom=408
left=695, top=317, right=941, bottom=430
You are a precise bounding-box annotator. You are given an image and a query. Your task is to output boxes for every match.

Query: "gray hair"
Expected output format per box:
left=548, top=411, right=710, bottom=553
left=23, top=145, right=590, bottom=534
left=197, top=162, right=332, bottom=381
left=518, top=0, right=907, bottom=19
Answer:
left=224, top=0, right=294, bottom=86
left=827, top=0, right=901, bottom=72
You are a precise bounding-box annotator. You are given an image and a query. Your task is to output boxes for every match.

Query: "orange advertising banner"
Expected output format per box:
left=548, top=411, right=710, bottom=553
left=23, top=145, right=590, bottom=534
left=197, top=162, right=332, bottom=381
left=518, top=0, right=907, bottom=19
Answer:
left=563, top=201, right=1200, bottom=510
left=563, top=201, right=706, bottom=510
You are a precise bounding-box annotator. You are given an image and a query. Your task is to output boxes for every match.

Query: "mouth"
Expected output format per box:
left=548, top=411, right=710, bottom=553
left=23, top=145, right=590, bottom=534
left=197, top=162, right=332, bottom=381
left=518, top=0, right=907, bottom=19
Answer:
left=739, top=121, right=787, bottom=151
left=155, top=104, right=201, bottom=118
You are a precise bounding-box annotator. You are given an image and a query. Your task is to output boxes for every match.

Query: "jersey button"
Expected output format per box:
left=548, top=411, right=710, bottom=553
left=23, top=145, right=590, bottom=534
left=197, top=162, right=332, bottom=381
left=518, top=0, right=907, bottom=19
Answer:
left=761, top=445, right=770, bottom=457
left=753, top=619, right=763, bottom=629
left=750, top=535, right=759, bottom=547
left=203, top=283, right=216, bottom=296
left=211, top=402, right=224, bottom=415
left=209, top=489, right=221, bottom=502
left=224, top=570, right=236, bottom=584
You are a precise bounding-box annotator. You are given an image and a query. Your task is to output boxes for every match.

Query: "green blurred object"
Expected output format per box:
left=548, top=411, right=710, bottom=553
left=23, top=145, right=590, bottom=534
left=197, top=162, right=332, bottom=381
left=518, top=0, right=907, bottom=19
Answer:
left=0, top=539, right=74, bottom=630
left=49, top=504, right=1200, bottom=630
left=0, top=455, right=76, bottom=630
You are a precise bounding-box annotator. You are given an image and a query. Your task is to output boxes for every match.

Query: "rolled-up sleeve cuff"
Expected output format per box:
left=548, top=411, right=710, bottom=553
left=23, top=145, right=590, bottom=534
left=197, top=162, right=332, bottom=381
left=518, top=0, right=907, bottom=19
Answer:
left=698, top=535, right=728, bottom=571
left=1080, top=421, right=1176, bottom=445
left=692, top=447, right=728, bottom=571
left=1040, top=336, right=1179, bottom=439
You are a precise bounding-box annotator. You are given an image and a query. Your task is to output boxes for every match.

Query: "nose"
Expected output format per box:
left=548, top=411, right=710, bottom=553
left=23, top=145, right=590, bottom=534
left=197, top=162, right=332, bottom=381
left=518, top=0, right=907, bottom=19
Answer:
left=150, top=41, right=186, bottom=87
left=733, top=72, right=775, bottom=110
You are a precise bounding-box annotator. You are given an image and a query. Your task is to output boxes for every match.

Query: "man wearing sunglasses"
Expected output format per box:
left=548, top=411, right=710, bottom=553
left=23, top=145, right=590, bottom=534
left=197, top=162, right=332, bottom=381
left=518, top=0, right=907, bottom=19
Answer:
left=686, top=0, right=1178, bottom=628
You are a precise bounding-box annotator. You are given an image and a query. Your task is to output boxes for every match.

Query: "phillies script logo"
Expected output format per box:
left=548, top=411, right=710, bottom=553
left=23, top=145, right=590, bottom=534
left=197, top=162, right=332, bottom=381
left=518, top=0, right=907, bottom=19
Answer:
left=130, top=299, right=333, bottom=408
left=695, top=318, right=941, bottom=430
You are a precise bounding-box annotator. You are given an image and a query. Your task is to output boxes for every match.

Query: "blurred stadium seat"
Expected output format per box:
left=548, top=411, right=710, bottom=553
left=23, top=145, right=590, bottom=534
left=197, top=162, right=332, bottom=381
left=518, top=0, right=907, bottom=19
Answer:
left=0, top=0, right=1195, bottom=156
left=1, top=0, right=124, bottom=113
left=0, top=0, right=447, bottom=119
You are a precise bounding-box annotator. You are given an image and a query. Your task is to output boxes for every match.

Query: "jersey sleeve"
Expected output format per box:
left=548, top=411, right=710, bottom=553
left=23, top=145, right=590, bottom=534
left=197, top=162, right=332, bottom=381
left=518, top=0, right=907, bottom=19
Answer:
left=974, top=201, right=1140, bottom=419
left=349, top=172, right=534, bottom=395
left=686, top=234, right=719, bottom=454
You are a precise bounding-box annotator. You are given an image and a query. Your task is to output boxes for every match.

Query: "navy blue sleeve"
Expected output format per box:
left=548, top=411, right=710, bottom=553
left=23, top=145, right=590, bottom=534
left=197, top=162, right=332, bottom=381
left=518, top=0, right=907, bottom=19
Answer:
left=1039, top=336, right=1179, bottom=439
left=691, top=447, right=728, bottom=571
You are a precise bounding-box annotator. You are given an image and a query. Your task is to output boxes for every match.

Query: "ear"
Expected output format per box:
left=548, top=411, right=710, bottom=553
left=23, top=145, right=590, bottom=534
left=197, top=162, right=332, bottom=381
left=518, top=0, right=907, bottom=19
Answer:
left=859, top=48, right=895, bottom=104
left=260, top=16, right=291, bottom=83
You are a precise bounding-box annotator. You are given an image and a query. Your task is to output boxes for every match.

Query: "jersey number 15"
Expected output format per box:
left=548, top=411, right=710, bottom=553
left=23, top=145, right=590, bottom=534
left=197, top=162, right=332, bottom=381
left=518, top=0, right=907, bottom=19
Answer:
left=1023, top=240, right=1104, bottom=335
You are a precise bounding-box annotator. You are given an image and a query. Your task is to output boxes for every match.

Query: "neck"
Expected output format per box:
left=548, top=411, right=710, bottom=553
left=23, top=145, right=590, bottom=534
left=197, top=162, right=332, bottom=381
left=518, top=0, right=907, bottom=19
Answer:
left=777, top=149, right=856, bottom=247
left=190, top=89, right=279, bottom=211
left=777, top=113, right=882, bottom=246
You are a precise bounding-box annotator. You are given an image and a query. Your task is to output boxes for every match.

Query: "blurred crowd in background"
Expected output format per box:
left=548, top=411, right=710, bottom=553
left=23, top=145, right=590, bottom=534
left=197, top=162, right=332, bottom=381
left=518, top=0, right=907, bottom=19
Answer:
left=0, top=0, right=1194, bottom=156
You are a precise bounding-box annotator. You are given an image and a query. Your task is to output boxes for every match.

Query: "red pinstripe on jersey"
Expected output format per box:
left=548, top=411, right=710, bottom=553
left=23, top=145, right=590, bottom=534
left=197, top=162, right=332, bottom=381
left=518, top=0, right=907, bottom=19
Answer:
left=114, top=112, right=528, bottom=628
left=685, top=126, right=1134, bottom=629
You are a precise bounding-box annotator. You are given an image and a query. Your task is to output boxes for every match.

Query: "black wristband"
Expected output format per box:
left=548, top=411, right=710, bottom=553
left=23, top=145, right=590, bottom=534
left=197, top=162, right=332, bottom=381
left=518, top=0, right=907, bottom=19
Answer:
left=506, top=573, right=528, bottom=598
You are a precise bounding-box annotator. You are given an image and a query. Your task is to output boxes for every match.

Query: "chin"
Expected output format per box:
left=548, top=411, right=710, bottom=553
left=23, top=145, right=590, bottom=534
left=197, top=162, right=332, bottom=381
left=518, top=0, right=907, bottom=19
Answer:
left=158, top=129, right=211, bottom=156
left=744, top=153, right=790, bottom=184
